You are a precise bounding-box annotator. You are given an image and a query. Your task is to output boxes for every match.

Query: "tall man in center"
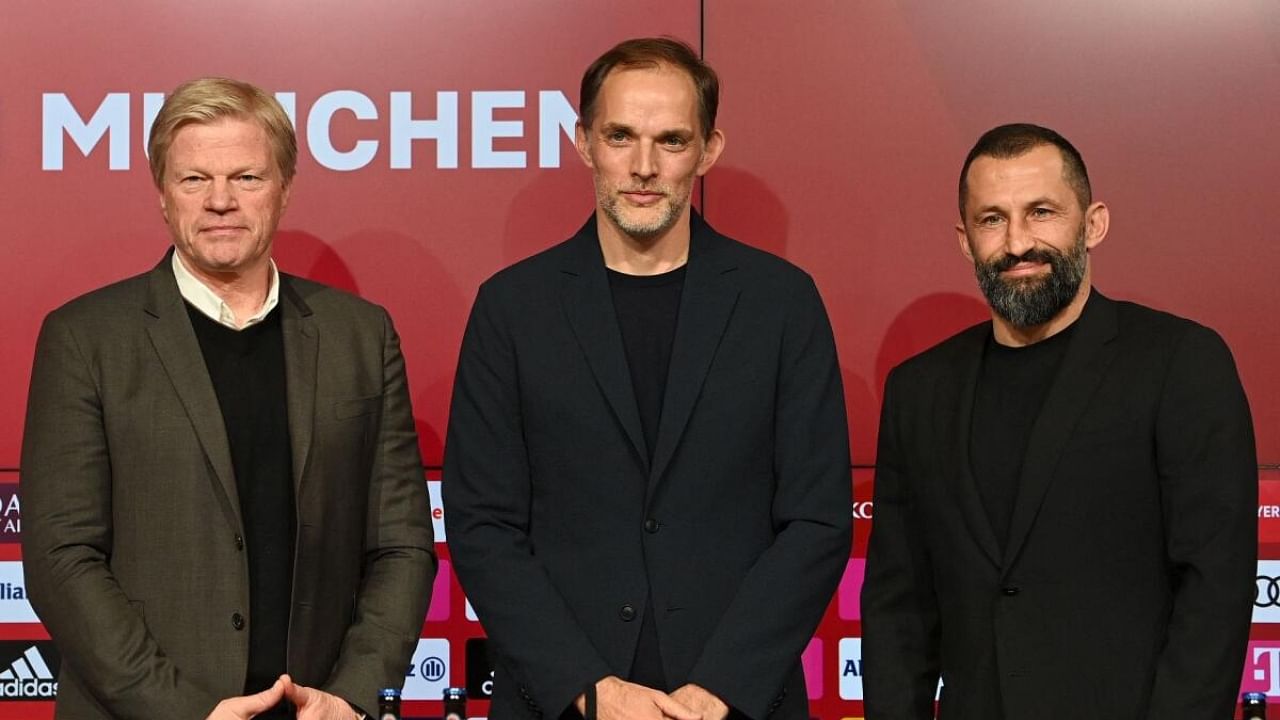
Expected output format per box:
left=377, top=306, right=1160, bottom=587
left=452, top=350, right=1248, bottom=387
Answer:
left=444, top=38, right=851, bottom=720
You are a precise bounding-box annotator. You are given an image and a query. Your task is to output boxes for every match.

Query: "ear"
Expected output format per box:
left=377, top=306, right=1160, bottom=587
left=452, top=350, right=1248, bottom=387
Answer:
left=695, top=128, right=726, bottom=177
left=159, top=189, right=169, bottom=223
left=1083, top=201, right=1109, bottom=250
left=280, top=179, right=292, bottom=212
left=574, top=122, right=594, bottom=169
left=956, top=220, right=975, bottom=263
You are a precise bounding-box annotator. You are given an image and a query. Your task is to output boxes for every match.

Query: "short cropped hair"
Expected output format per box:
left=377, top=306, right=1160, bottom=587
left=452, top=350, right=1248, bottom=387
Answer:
left=959, top=123, right=1091, bottom=214
left=147, top=77, right=297, bottom=188
left=580, top=37, right=719, bottom=139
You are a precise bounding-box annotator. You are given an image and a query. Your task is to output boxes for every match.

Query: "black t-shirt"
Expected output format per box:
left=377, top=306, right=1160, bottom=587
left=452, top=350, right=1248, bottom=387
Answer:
left=607, top=264, right=686, bottom=690
left=970, top=323, right=1076, bottom=550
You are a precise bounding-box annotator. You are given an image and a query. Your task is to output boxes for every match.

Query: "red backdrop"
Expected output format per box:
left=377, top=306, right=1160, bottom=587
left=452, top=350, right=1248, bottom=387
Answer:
left=2, top=1, right=1277, bottom=717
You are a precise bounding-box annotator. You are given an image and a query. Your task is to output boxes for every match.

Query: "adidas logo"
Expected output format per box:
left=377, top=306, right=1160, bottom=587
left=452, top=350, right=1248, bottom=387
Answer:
left=0, top=646, right=57, bottom=698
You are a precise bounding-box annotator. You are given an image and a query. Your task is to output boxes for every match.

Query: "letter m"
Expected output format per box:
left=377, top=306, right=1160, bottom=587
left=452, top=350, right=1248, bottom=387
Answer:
left=42, top=93, right=130, bottom=170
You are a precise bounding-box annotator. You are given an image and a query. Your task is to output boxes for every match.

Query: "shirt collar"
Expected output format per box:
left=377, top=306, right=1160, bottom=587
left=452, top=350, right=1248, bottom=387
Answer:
left=171, top=251, right=280, bottom=330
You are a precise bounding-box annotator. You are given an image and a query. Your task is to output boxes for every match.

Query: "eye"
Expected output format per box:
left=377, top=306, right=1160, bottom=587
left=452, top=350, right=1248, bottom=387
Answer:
left=180, top=175, right=205, bottom=185
left=607, top=130, right=629, bottom=143
left=977, top=214, right=1004, bottom=226
left=662, top=135, right=688, bottom=149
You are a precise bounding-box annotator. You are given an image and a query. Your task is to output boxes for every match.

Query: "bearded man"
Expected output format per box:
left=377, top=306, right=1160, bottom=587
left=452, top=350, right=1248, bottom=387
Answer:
left=861, top=123, right=1256, bottom=720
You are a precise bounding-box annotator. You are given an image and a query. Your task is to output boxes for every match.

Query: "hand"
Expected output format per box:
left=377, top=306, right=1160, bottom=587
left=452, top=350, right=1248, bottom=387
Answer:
left=573, top=676, right=701, bottom=720
left=280, top=675, right=360, bottom=720
left=205, top=677, right=286, bottom=719
left=670, top=684, right=729, bottom=720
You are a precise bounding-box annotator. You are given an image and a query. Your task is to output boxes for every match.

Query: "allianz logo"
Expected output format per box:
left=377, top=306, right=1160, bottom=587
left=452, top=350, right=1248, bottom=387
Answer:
left=0, top=646, right=56, bottom=699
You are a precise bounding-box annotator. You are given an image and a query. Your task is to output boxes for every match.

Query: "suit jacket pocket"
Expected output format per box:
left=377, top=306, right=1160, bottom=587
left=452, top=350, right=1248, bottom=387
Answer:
left=333, top=394, right=382, bottom=420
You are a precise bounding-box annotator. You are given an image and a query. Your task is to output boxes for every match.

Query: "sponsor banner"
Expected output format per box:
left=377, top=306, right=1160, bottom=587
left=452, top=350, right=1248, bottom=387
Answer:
left=1255, top=561, right=1280, bottom=623
left=403, top=639, right=450, bottom=700
left=1243, top=642, right=1280, bottom=697
left=0, top=641, right=59, bottom=700
left=802, top=638, right=822, bottom=700
left=465, top=637, right=495, bottom=699
left=0, top=487, right=18, bottom=543
left=427, top=560, right=451, bottom=622
left=839, top=637, right=940, bottom=702
left=838, top=558, right=865, bottom=621
left=839, top=638, right=863, bottom=700
left=1259, top=481, right=1280, bottom=544
left=428, top=481, right=446, bottom=542
left=0, top=564, right=37, bottom=623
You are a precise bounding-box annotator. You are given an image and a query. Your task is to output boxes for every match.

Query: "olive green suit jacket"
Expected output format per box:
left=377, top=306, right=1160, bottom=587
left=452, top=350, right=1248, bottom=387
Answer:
left=21, top=252, right=435, bottom=719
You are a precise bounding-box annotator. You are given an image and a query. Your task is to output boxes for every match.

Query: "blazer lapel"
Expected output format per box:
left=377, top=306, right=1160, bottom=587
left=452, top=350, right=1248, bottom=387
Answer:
left=1001, top=291, right=1119, bottom=575
left=280, top=276, right=318, bottom=494
left=559, top=219, right=650, bottom=471
left=939, top=325, right=1003, bottom=568
left=648, top=216, right=741, bottom=492
left=142, top=251, right=241, bottom=529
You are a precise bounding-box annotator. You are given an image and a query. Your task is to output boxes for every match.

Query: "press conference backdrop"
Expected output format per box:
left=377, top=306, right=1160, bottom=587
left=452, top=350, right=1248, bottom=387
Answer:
left=1, top=1, right=1277, bottom=717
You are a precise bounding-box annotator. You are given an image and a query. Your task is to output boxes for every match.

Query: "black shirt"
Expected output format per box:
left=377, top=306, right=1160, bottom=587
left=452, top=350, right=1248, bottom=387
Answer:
left=970, top=323, right=1076, bottom=550
left=186, top=304, right=296, bottom=711
left=607, top=265, right=686, bottom=690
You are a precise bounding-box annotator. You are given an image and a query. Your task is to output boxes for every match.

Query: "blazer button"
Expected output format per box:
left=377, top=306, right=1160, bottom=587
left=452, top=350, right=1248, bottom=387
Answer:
left=1001, top=586, right=1020, bottom=596
left=643, top=518, right=659, bottom=533
left=234, top=534, right=244, bottom=551
left=619, top=604, right=636, bottom=622
left=231, top=612, right=245, bottom=630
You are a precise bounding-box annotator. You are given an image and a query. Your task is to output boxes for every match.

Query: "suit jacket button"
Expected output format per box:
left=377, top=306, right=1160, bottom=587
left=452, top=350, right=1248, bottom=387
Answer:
left=619, top=604, right=636, bottom=621
left=643, top=518, right=659, bottom=533
left=231, top=612, right=245, bottom=630
left=1001, top=586, right=1020, bottom=596
left=234, top=534, right=244, bottom=551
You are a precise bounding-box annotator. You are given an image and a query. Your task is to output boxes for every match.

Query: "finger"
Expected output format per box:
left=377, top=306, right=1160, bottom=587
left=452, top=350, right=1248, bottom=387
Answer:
left=653, top=694, right=702, bottom=720
left=227, top=678, right=286, bottom=715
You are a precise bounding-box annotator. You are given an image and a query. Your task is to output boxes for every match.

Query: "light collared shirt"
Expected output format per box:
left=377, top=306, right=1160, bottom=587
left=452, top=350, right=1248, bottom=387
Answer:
left=172, top=251, right=280, bottom=330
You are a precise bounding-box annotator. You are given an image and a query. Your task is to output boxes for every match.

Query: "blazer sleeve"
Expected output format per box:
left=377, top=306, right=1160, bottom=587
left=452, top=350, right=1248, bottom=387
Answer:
left=683, top=276, right=853, bottom=719
left=860, top=366, right=941, bottom=720
left=322, top=308, right=437, bottom=710
left=1144, top=324, right=1256, bottom=719
left=443, top=282, right=613, bottom=717
left=21, top=310, right=222, bottom=719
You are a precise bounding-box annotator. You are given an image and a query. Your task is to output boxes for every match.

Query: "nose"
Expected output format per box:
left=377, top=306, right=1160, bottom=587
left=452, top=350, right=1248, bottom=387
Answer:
left=1005, top=215, right=1036, bottom=257
left=204, top=177, right=238, bottom=213
left=630, top=140, right=658, bottom=182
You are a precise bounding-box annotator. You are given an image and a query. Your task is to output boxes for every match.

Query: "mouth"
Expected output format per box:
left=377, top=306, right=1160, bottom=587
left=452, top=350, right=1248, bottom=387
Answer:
left=1000, top=261, right=1050, bottom=278
left=199, top=225, right=247, bottom=234
left=619, top=190, right=666, bottom=206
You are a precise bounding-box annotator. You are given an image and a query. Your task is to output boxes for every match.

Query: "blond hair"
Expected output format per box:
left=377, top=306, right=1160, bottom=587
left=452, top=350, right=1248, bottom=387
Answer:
left=147, top=77, right=297, bottom=188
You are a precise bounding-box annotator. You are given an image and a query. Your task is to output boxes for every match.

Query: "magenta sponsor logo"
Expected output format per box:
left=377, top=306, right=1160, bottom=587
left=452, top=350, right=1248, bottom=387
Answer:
left=1242, top=642, right=1280, bottom=696
left=838, top=559, right=865, bottom=620
left=801, top=638, right=822, bottom=699
left=427, top=560, right=451, bottom=622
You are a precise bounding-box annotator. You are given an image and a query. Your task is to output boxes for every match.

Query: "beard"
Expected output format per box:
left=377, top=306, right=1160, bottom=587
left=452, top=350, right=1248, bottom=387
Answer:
left=973, top=227, right=1088, bottom=328
left=596, top=181, right=688, bottom=241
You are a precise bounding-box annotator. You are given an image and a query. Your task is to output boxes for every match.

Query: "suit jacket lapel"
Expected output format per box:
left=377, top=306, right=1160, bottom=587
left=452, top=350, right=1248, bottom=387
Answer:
left=940, top=325, right=1003, bottom=568
left=143, top=251, right=241, bottom=529
left=280, top=276, right=318, bottom=494
left=1001, top=291, right=1119, bottom=575
left=560, top=218, right=650, bottom=471
left=648, top=215, right=741, bottom=492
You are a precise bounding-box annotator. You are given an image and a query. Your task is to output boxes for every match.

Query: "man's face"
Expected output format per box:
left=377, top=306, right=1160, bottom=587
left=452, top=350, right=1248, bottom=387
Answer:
left=575, top=64, right=724, bottom=242
left=957, top=145, right=1103, bottom=328
left=160, top=117, right=290, bottom=278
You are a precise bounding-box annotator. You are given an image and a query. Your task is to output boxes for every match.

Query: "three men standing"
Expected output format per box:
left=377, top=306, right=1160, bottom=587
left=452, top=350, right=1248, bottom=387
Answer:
left=444, top=38, right=852, bottom=720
